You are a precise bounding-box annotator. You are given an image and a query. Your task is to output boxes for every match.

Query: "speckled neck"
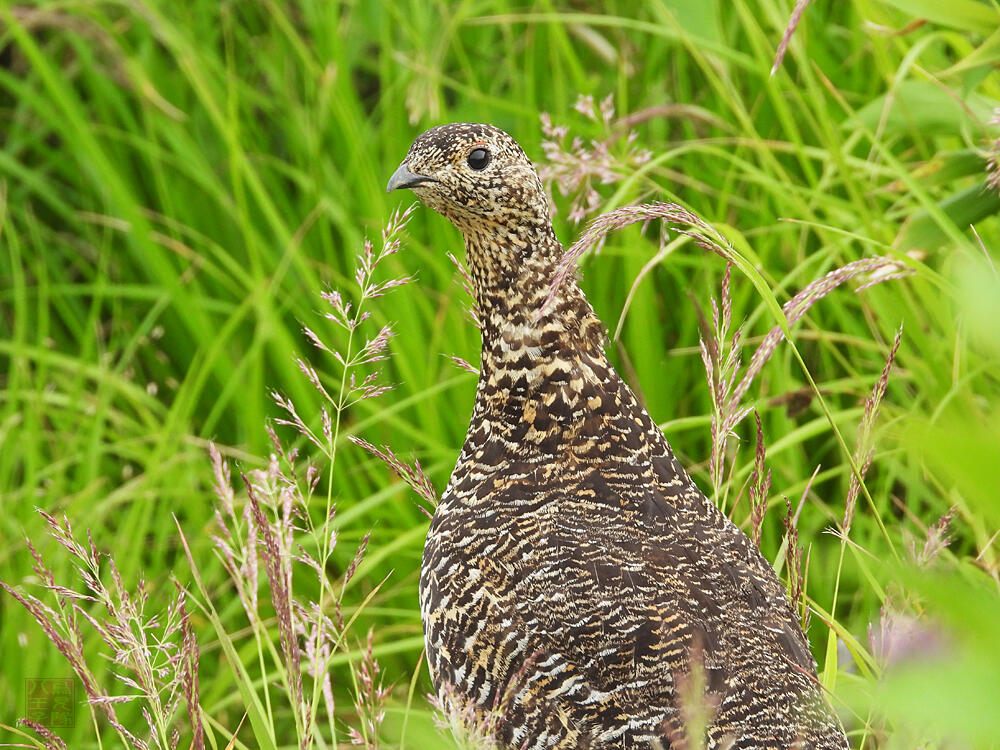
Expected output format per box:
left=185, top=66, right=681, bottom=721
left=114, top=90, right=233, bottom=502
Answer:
left=459, top=221, right=606, bottom=372
left=448, top=217, right=625, bottom=469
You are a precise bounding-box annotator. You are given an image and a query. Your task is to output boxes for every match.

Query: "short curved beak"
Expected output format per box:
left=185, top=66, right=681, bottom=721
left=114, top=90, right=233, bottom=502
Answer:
left=386, top=162, right=435, bottom=193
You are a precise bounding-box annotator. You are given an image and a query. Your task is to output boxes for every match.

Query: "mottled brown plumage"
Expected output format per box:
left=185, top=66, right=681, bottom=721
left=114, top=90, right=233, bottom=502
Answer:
left=387, top=123, right=847, bottom=749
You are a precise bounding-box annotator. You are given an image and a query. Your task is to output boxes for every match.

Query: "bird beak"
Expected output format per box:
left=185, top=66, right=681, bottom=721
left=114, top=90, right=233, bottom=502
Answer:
left=386, top=162, right=435, bottom=193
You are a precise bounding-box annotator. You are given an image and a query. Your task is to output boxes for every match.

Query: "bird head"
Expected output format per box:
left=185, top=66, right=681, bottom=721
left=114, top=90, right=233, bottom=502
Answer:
left=387, top=123, right=550, bottom=233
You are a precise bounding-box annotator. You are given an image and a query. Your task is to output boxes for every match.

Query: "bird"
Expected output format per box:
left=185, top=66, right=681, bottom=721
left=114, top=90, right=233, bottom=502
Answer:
left=387, top=123, right=848, bottom=750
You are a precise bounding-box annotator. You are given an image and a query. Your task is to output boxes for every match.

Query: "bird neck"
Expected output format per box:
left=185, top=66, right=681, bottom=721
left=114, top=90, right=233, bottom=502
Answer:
left=459, top=219, right=606, bottom=367
left=451, top=218, right=634, bottom=465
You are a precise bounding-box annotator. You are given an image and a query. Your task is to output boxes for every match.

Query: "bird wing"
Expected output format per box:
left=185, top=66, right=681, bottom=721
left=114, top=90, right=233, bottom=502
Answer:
left=488, top=466, right=823, bottom=744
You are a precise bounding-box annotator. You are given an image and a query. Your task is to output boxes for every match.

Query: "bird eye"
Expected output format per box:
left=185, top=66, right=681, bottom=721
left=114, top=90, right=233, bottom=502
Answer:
left=466, top=147, right=490, bottom=171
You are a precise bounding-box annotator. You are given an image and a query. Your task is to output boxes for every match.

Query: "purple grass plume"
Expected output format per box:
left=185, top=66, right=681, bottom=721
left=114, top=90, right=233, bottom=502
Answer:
left=349, top=436, right=438, bottom=518
left=210, top=207, right=422, bottom=748
left=539, top=95, right=651, bottom=223
left=782, top=498, right=809, bottom=629
left=748, top=412, right=772, bottom=548
left=1, top=511, right=203, bottom=750
left=842, top=326, right=904, bottom=536
left=772, top=0, right=814, bottom=75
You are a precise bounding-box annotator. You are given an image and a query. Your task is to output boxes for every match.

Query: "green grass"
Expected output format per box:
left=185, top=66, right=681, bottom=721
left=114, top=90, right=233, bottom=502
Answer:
left=1, top=0, right=999, bottom=747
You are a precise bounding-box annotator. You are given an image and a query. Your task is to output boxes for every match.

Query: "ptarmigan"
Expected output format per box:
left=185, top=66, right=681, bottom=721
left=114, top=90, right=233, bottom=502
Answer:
left=387, top=123, right=847, bottom=750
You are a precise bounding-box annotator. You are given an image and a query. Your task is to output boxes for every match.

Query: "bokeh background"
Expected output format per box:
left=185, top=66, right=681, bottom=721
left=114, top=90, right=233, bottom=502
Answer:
left=2, top=1, right=999, bottom=747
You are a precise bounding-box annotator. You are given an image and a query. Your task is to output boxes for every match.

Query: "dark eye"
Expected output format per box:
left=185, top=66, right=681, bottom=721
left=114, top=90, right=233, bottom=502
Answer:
left=467, top=147, right=490, bottom=170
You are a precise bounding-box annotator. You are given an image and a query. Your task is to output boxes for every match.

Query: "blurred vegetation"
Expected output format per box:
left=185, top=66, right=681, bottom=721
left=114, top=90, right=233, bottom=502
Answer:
left=1, top=0, right=999, bottom=747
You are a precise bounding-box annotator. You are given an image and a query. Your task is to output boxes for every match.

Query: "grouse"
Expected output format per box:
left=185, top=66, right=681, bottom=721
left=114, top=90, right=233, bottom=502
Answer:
left=387, top=123, right=848, bottom=750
